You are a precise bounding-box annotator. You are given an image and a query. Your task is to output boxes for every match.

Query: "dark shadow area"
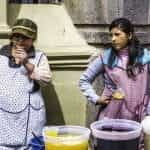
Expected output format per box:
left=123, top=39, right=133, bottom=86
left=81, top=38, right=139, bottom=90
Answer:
left=42, top=82, right=65, bottom=125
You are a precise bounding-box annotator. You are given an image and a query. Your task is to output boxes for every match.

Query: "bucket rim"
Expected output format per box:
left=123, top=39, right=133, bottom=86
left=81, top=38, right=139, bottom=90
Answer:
left=90, top=119, right=142, bottom=141
left=42, top=125, right=91, bottom=142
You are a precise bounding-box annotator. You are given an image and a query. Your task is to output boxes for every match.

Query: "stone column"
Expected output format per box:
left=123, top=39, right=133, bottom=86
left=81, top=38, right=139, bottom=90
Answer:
left=8, top=3, right=95, bottom=126
left=0, top=0, right=10, bottom=33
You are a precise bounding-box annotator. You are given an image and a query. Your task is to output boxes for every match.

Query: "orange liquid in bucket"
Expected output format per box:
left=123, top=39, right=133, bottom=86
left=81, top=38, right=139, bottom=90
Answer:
left=45, top=136, right=88, bottom=150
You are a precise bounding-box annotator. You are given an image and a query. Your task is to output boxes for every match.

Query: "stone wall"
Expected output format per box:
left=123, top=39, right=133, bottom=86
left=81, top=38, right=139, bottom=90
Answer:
left=64, top=0, right=150, bottom=49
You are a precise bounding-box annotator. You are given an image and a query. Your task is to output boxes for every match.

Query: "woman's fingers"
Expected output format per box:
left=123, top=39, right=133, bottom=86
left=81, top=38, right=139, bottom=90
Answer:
left=96, top=97, right=110, bottom=105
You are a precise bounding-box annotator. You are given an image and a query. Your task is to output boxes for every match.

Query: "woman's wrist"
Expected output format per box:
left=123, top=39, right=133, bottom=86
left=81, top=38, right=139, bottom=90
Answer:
left=23, top=58, right=28, bottom=65
left=23, top=61, right=35, bottom=74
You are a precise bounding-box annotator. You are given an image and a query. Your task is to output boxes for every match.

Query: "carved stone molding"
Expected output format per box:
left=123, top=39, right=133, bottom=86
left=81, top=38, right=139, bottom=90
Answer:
left=0, top=0, right=10, bottom=34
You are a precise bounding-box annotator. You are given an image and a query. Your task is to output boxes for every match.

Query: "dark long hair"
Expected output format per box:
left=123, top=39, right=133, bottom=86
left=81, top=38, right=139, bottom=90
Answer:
left=108, top=18, right=144, bottom=79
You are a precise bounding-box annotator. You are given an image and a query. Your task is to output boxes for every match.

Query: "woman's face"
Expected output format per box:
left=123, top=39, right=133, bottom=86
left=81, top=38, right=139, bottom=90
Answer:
left=12, top=34, right=34, bottom=51
left=110, top=27, right=131, bottom=50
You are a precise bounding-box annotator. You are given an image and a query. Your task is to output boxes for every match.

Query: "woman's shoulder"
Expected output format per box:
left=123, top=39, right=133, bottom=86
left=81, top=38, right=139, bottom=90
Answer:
left=31, top=49, right=48, bottom=64
left=35, top=49, right=44, bottom=55
left=34, top=49, right=47, bottom=59
left=101, top=48, right=113, bottom=65
left=102, top=48, right=112, bottom=57
left=89, top=48, right=112, bottom=65
left=89, top=48, right=111, bottom=62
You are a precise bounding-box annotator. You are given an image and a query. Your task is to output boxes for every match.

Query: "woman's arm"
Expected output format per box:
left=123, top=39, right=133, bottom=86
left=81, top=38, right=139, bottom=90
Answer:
left=24, top=54, right=52, bottom=86
left=79, top=56, right=105, bottom=104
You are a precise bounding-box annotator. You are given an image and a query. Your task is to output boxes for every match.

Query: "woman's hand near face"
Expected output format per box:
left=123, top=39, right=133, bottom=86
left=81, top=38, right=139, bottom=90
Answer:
left=12, top=45, right=28, bottom=64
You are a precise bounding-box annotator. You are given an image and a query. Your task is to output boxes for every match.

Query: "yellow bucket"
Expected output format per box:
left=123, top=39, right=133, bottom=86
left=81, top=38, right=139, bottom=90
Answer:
left=42, top=125, right=91, bottom=150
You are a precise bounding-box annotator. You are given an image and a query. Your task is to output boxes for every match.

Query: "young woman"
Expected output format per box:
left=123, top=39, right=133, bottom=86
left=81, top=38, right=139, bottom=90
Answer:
left=0, top=18, right=52, bottom=149
left=79, top=18, right=150, bottom=149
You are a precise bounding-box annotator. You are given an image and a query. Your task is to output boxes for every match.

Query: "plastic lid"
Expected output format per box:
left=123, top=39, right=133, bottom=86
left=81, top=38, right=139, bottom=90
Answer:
left=90, top=119, right=142, bottom=141
left=42, top=125, right=91, bottom=143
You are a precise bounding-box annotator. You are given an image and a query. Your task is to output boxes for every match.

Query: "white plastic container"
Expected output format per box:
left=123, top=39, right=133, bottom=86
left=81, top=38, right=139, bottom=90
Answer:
left=42, top=125, right=91, bottom=150
left=142, top=116, right=150, bottom=150
left=91, top=119, right=142, bottom=150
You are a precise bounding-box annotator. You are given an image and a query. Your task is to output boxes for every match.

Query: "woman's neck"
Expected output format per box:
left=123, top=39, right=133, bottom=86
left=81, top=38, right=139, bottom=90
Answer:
left=118, top=47, right=128, bottom=56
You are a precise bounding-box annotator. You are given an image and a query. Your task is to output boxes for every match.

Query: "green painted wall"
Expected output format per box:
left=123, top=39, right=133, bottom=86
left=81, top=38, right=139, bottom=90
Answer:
left=43, top=69, right=87, bottom=125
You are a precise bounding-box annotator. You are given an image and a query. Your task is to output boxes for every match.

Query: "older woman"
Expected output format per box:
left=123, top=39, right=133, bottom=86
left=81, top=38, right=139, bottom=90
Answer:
left=0, top=18, right=51, bottom=149
left=79, top=18, right=150, bottom=150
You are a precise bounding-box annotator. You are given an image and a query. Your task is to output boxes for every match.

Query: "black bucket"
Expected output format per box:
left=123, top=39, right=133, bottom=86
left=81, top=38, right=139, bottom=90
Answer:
left=90, top=119, right=142, bottom=150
